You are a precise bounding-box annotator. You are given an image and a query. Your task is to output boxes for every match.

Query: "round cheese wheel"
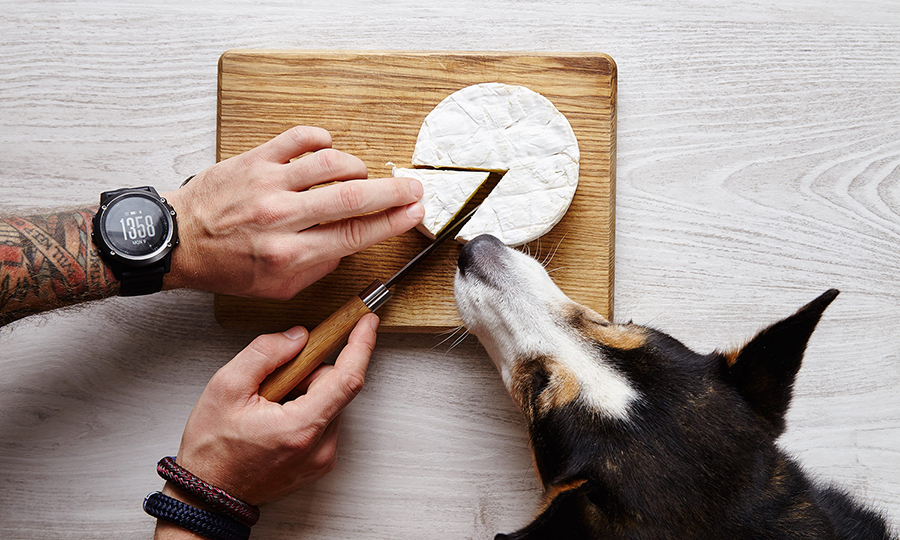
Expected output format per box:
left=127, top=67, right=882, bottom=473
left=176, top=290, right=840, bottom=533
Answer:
left=411, top=82, right=579, bottom=246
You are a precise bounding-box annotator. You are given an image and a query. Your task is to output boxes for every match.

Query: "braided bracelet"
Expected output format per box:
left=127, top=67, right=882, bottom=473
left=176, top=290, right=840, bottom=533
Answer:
left=157, top=456, right=261, bottom=526
left=144, top=491, right=250, bottom=540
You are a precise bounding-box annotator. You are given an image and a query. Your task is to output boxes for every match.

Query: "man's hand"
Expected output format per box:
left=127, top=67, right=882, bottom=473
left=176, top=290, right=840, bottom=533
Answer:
left=163, top=126, right=424, bottom=299
left=168, top=314, right=379, bottom=507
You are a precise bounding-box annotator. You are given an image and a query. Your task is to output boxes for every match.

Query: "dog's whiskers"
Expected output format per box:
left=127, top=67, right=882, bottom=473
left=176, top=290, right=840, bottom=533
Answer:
left=449, top=327, right=471, bottom=351
left=541, top=233, right=567, bottom=268
left=432, top=324, right=470, bottom=352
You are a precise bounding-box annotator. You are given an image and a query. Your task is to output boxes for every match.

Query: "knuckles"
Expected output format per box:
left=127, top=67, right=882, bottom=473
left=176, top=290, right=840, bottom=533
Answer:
left=337, top=181, right=364, bottom=214
left=246, top=332, right=285, bottom=362
left=336, top=217, right=368, bottom=252
left=286, top=126, right=332, bottom=151
left=340, top=369, right=366, bottom=401
left=311, top=148, right=365, bottom=181
left=311, top=147, right=343, bottom=175
left=248, top=201, right=287, bottom=228
left=309, top=441, right=339, bottom=476
left=255, top=244, right=295, bottom=279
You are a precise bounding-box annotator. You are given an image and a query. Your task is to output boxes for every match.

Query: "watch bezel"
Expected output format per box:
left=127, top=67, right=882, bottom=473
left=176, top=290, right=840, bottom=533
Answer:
left=95, top=191, right=177, bottom=266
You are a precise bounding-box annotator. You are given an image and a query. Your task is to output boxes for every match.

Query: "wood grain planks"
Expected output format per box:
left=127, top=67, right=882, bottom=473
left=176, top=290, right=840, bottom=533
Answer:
left=214, top=50, right=616, bottom=332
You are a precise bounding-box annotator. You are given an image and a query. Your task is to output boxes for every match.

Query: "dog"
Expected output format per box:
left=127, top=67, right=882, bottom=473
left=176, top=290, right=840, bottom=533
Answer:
left=454, top=233, right=895, bottom=540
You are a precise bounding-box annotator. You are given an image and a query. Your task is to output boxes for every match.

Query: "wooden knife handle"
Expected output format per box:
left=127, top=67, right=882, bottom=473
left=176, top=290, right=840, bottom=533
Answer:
left=258, top=294, right=373, bottom=403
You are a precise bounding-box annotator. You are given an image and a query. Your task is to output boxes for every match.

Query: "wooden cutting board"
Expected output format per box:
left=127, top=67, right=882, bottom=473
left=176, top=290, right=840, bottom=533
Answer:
left=215, top=50, right=616, bottom=332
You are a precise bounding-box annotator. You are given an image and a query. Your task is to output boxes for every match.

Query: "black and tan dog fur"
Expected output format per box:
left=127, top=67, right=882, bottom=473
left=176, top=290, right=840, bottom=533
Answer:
left=454, top=234, right=895, bottom=540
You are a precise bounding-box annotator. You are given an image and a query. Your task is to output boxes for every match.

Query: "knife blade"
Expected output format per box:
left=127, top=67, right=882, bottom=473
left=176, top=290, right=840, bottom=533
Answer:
left=258, top=205, right=480, bottom=402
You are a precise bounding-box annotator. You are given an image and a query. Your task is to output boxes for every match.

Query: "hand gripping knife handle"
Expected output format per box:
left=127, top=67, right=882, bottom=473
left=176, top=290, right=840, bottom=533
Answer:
left=257, top=205, right=479, bottom=403
left=257, top=280, right=390, bottom=402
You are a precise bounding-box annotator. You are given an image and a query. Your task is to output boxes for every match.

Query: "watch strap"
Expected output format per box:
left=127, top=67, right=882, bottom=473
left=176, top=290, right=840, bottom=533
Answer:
left=100, top=185, right=158, bottom=205
left=119, top=263, right=167, bottom=296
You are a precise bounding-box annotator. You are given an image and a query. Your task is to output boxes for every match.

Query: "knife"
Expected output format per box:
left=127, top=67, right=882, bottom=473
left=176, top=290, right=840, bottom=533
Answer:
left=258, top=205, right=480, bottom=402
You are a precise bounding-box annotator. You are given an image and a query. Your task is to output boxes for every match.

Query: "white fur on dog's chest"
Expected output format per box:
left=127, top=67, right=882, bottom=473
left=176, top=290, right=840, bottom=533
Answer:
left=478, top=321, right=639, bottom=421
left=455, top=237, right=639, bottom=421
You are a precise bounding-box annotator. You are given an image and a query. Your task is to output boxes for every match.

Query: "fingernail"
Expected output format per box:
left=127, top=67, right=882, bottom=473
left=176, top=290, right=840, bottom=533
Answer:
left=409, top=179, right=424, bottom=198
left=283, top=326, right=307, bottom=340
left=369, top=315, right=380, bottom=331
left=406, top=202, right=425, bottom=220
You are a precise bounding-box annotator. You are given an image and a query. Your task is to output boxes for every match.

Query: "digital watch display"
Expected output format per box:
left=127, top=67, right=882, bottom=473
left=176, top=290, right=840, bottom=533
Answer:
left=92, top=187, right=179, bottom=296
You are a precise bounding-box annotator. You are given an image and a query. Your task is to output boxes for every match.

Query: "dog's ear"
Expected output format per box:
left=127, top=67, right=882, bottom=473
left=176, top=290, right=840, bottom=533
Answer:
left=720, top=289, right=839, bottom=434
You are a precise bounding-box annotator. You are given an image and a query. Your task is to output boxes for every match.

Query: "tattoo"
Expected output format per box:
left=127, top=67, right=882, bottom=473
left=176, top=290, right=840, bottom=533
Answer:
left=0, top=208, right=118, bottom=326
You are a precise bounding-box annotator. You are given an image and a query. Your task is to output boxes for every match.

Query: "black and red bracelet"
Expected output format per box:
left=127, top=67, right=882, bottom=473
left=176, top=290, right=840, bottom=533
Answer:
left=157, top=456, right=260, bottom=527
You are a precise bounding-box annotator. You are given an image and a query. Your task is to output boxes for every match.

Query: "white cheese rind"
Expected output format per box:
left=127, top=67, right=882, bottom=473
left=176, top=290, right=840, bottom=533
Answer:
left=392, top=167, right=490, bottom=239
left=456, top=154, right=578, bottom=245
left=411, top=82, right=579, bottom=246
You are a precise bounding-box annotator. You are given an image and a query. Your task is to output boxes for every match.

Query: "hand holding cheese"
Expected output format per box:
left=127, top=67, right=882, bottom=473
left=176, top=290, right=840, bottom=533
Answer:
left=164, top=126, right=425, bottom=300
left=398, top=83, right=580, bottom=246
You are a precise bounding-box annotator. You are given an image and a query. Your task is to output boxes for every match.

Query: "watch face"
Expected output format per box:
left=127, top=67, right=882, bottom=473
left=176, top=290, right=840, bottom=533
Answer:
left=100, top=193, right=173, bottom=261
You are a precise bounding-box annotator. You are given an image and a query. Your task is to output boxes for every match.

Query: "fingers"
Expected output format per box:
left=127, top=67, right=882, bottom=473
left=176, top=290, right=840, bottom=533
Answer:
left=285, top=148, right=368, bottom=191
left=290, top=175, right=424, bottom=230
left=244, top=125, right=424, bottom=232
left=244, top=126, right=368, bottom=193
left=249, top=126, right=333, bottom=164
left=283, top=363, right=333, bottom=402
left=247, top=126, right=423, bottom=230
left=212, top=327, right=310, bottom=398
left=285, top=314, right=379, bottom=424
left=251, top=126, right=368, bottom=191
left=297, top=202, right=424, bottom=262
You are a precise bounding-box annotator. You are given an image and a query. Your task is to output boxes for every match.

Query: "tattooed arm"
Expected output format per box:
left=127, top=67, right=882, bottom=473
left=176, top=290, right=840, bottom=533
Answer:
left=0, top=209, right=119, bottom=326
left=1, top=126, right=424, bottom=328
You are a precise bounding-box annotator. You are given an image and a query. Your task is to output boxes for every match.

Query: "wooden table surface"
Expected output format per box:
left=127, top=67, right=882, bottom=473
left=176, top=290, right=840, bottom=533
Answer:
left=1, top=1, right=898, bottom=538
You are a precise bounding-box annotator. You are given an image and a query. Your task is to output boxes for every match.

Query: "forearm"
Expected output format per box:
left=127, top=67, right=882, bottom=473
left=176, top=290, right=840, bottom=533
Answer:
left=0, top=208, right=118, bottom=326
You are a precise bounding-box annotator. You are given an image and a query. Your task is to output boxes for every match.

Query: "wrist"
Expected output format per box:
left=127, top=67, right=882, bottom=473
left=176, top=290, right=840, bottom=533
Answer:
left=146, top=455, right=257, bottom=540
left=158, top=187, right=199, bottom=291
left=154, top=521, right=207, bottom=540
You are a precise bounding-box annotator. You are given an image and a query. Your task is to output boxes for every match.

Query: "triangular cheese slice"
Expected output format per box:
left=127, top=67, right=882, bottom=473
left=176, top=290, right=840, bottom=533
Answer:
left=392, top=167, right=490, bottom=239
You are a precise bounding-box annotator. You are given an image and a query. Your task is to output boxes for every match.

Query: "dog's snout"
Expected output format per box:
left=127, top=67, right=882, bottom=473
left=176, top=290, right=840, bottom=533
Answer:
left=458, top=234, right=507, bottom=277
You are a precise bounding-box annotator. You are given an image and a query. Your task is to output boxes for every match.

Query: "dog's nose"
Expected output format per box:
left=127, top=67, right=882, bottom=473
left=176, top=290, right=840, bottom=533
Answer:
left=458, top=234, right=506, bottom=276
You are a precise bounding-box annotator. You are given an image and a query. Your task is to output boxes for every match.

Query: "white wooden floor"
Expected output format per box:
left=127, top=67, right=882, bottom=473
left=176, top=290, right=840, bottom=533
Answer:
left=1, top=1, right=898, bottom=538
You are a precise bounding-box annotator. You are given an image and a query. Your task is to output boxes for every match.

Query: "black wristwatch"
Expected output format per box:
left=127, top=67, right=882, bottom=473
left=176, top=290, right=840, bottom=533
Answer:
left=92, top=186, right=179, bottom=296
